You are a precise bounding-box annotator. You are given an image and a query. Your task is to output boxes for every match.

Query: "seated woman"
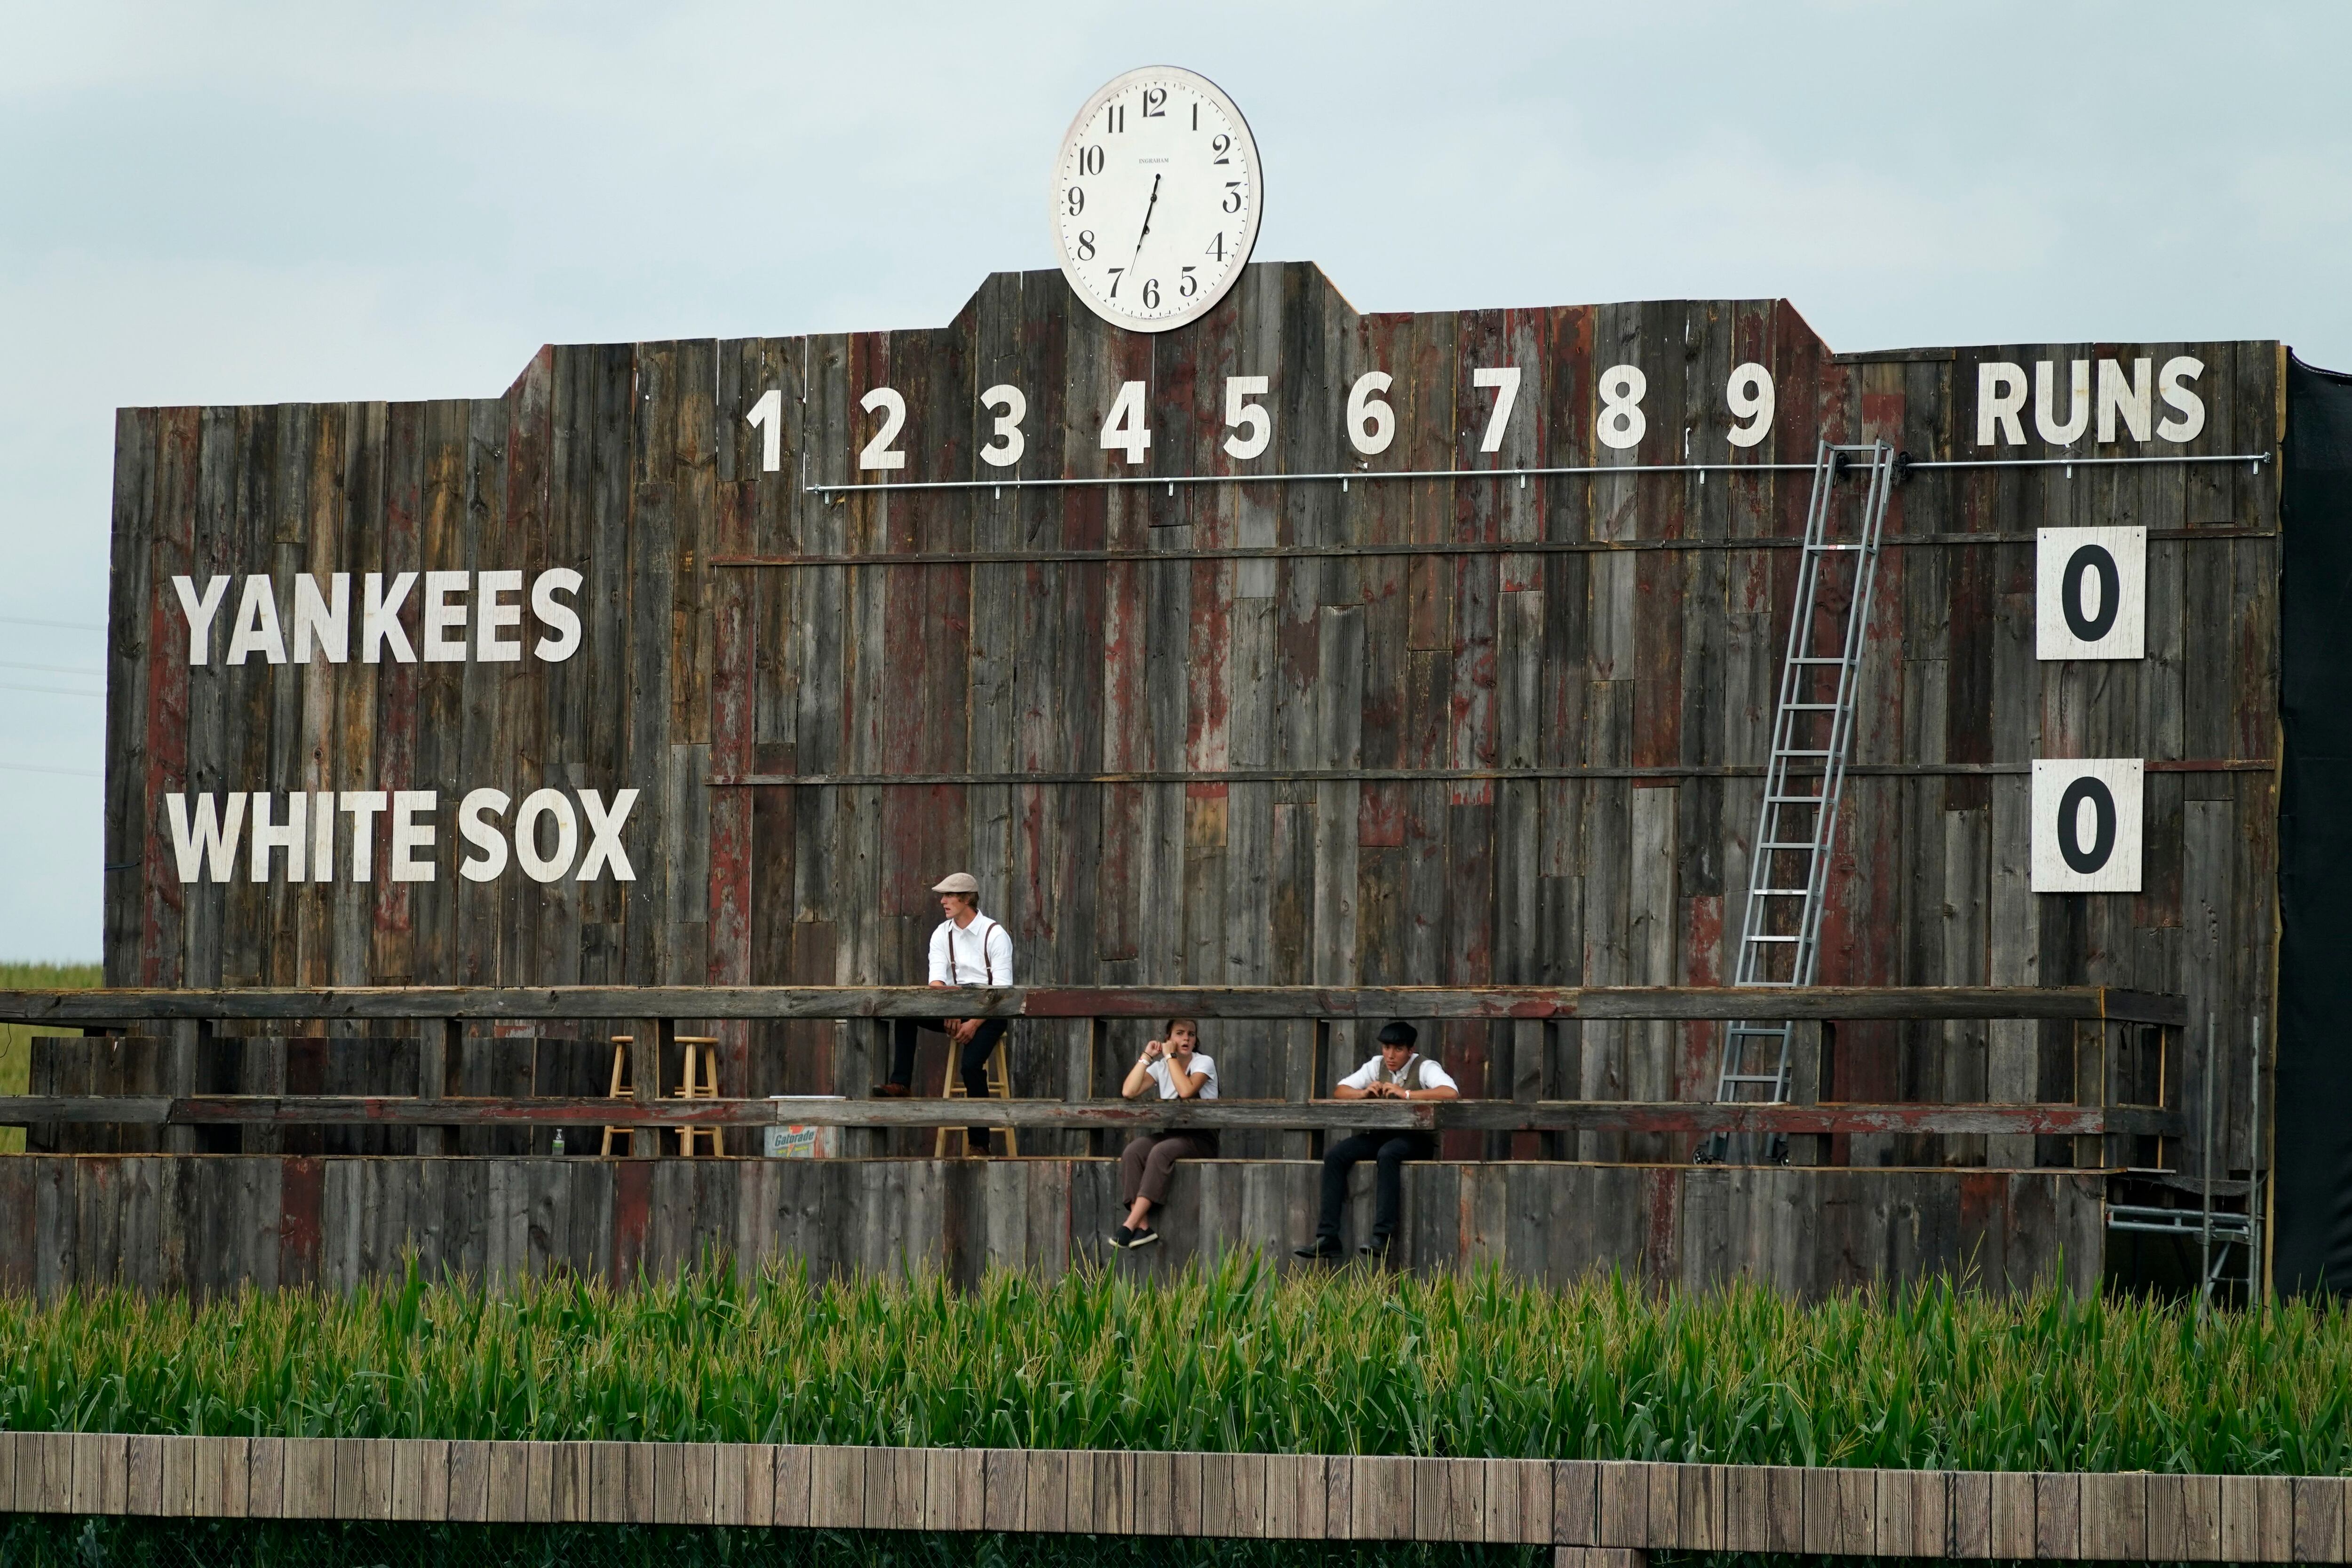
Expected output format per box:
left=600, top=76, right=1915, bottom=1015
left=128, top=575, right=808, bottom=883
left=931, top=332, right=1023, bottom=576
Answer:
left=1108, top=1018, right=1217, bottom=1250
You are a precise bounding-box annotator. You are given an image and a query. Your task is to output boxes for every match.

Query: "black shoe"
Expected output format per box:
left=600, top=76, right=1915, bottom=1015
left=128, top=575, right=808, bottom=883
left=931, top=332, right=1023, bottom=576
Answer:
left=1293, top=1237, right=1342, bottom=1261
left=1127, top=1226, right=1161, bottom=1250
left=1108, top=1226, right=1134, bottom=1250
left=1359, top=1235, right=1393, bottom=1260
left=872, top=1083, right=910, bottom=1098
left=966, top=1130, right=992, bottom=1156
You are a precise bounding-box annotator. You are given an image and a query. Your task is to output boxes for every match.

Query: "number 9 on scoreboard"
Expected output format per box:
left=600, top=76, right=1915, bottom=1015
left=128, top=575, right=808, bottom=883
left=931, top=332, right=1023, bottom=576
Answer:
left=2030, top=759, right=2144, bottom=893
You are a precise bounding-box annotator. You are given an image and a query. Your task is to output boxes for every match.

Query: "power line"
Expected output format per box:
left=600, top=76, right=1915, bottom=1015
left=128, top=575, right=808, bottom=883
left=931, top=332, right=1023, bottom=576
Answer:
left=0, top=761, right=101, bottom=779
left=0, top=681, right=103, bottom=697
left=0, top=660, right=103, bottom=677
left=0, top=615, right=104, bottom=633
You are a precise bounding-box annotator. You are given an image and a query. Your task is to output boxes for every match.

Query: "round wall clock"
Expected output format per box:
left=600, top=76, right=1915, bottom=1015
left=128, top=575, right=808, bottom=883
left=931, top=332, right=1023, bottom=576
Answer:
left=1050, top=66, right=1263, bottom=333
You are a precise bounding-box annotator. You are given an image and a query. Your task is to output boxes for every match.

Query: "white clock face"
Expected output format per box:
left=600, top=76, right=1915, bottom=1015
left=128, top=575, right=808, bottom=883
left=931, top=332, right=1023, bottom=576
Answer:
left=1050, top=66, right=1262, bottom=333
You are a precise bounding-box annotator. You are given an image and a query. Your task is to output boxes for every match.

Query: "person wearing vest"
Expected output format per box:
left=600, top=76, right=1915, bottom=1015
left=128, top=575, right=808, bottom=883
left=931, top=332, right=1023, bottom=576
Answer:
left=1108, top=1017, right=1218, bottom=1251
left=873, top=871, right=1016, bottom=1155
left=1294, top=1020, right=1459, bottom=1262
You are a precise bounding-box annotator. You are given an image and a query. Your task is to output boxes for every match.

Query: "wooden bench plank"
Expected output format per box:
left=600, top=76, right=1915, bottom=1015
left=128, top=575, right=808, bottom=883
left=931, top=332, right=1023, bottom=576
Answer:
left=389, top=1438, right=448, bottom=1522
left=771, top=1444, right=814, bottom=1529
left=1019, top=1448, right=1067, bottom=1535
left=1263, top=1452, right=1325, bottom=1540
left=124, top=1434, right=166, bottom=1516
left=2081, top=1469, right=2146, bottom=1561
left=243, top=1437, right=285, bottom=1518
left=445, top=1441, right=492, bottom=1523
left=979, top=1448, right=1027, bottom=1533
left=2296, top=1474, right=2348, bottom=1564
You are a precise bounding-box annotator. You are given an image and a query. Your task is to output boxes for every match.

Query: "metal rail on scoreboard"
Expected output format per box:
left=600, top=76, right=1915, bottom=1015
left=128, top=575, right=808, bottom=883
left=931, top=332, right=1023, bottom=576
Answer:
left=803, top=450, right=2271, bottom=497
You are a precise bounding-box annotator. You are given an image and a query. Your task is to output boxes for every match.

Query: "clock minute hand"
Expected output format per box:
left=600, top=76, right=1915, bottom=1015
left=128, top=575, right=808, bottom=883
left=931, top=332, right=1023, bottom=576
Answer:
left=1124, top=173, right=1162, bottom=275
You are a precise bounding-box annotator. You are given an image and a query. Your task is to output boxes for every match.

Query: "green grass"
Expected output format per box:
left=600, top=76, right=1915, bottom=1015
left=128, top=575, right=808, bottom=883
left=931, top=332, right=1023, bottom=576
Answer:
left=0, top=960, right=100, bottom=1156
left=2, top=1254, right=2347, bottom=1475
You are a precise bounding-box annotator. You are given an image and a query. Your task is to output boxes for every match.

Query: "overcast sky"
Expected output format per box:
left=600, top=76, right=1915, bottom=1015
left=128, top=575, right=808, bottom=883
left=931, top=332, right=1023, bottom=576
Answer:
left=3, top=0, right=2347, bottom=961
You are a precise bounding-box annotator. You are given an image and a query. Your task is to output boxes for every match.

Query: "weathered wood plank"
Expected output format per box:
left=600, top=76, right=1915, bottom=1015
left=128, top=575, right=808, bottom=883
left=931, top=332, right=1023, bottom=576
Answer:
left=7, top=1094, right=2173, bottom=1140
left=0, top=982, right=2191, bottom=1026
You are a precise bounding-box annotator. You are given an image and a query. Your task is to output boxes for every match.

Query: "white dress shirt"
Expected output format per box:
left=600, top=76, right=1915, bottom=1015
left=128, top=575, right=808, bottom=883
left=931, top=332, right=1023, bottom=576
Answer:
left=1337, top=1053, right=1458, bottom=1093
left=928, top=911, right=1015, bottom=987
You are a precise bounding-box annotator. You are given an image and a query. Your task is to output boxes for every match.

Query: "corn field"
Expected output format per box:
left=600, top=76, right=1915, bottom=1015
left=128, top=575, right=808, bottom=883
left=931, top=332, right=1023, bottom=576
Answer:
left=2, top=1254, right=2346, bottom=1475
left=0, top=960, right=97, bottom=1156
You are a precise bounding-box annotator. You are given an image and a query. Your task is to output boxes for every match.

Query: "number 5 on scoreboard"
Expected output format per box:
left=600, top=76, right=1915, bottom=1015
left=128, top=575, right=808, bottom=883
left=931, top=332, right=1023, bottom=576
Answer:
left=1223, top=376, right=1270, bottom=460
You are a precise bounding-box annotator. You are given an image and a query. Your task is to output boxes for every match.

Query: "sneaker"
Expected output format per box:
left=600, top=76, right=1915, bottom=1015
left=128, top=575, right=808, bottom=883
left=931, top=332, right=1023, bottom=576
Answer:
left=871, top=1084, right=911, bottom=1098
left=1108, top=1226, right=1134, bottom=1250
left=1127, top=1227, right=1161, bottom=1250
left=1293, top=1237, right=1342, bottom=1262
left=1359, top=1235, right=1393, bottom=1261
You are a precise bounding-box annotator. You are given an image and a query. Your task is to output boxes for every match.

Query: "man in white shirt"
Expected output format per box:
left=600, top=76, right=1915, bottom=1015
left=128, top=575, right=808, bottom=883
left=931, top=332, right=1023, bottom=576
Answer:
left=1295, top=1020, right=1458, bottom=1262
left=874, top=872, right=1017, bottom=1155
left=1108, top=1018, right=1218, bottom=1251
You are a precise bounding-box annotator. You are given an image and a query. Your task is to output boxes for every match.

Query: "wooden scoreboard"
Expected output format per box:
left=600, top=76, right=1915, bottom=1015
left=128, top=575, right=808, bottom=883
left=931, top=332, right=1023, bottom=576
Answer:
left=96, top=266, right=2281, bottom=1165
left=98, top=68, right=2283, bottom=1189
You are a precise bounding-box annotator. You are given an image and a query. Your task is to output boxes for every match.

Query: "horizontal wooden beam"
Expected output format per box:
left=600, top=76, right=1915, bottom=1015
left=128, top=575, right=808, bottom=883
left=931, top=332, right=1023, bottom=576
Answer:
left=0, top=1429, right=2320, bottom=1561
left=0, top=983, right=2188, bottom=1027
left=0, top=1094, right=2175, bottom=1139
left=705, top=760, right=2273, bottom=789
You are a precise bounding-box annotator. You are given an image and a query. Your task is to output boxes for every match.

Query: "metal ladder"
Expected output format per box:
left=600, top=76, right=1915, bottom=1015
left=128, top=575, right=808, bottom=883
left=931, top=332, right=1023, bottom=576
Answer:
left=1704, top=441, right=1898, bottom=1159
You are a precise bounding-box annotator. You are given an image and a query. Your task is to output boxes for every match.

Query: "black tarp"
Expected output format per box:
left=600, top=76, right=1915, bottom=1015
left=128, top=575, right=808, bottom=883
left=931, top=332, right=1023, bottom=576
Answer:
left=2277, top=352, right=2352, bottom=1293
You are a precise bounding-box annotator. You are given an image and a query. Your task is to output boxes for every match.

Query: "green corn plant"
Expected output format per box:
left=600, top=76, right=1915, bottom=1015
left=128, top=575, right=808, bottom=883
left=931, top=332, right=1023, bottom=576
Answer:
left=0, top=1253, right=2346, bottom=1474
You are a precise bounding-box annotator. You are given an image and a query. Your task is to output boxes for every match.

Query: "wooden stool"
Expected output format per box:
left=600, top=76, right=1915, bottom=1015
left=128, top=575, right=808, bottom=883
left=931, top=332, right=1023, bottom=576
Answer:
left=935, top=1030, right=1018, bottom=1157
left=602, top=1035, right=722, bottom=1156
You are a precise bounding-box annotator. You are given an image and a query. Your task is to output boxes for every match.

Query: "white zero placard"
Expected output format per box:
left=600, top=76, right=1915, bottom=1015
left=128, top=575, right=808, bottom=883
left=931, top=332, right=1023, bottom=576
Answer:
left=2035, top=526, right=2146, bottom=660
left=2030, top=759, right=2145, bottom=893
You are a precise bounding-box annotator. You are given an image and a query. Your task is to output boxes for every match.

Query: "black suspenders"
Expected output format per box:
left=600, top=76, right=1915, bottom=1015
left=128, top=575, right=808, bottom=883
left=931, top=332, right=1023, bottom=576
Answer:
left=946, top=918, right=999, bottom=986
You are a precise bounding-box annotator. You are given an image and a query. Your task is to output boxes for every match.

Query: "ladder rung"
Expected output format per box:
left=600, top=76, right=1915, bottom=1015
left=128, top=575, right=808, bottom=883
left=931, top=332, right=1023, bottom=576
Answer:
left=1765, top=794, right=1825, bottom=805
left=1747, top=889, right=1807, bottom=898
left=1717, top=1075, right=1787, bottom=1086
left=1746, top=935, right=1800, bottom=943
left=1790, top=656, right=1845, bottom=665
left=1777, top=748, right=1834, bottom=757
left=1783, top=702, right=1839, bottom=711
left=1756, top=840, right=1818, bottom=850
left=1808, top=543, right=1865, bottom=553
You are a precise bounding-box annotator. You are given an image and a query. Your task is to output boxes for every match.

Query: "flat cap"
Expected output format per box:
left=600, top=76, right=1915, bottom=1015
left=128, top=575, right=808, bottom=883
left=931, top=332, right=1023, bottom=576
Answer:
left=931, top=871, right=980, bottom=894
left=1376, top=1020, right=1418, bottom=1047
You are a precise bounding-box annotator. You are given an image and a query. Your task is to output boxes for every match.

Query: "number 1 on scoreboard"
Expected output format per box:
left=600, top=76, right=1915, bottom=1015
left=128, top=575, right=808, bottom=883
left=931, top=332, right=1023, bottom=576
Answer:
left=747, top=388, right=783, bottom=474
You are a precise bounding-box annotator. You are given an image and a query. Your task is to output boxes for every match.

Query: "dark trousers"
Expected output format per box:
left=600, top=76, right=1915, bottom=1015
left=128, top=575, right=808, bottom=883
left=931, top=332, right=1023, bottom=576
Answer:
left=889, top=1016, right=1008, bottom=1142
left=1315, top=1131, right=1437, bottom=1241
left=1119, top=1130, right=1220, bottom=1209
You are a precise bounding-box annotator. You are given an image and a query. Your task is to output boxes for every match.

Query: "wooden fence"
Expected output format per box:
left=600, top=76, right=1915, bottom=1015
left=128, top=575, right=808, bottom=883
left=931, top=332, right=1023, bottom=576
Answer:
left=0, top=1433, right=2340, bottom=1563
left=0, top=983, right=2184, bottom=1167
left=0, top=1155, right=2106, bottom=1301
left=0, top=985, right=2178, bottom=1299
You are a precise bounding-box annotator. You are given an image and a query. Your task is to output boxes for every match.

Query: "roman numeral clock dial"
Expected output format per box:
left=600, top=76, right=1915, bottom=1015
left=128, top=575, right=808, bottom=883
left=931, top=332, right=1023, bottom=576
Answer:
left=1052, top=66, right=1263, bottom=333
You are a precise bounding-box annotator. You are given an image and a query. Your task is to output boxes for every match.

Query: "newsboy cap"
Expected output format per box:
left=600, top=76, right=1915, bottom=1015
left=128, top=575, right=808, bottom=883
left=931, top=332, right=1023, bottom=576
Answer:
left=1376, top=1020, right=1418, bottom=1048
left=931, top=871, right=980, bottom=894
